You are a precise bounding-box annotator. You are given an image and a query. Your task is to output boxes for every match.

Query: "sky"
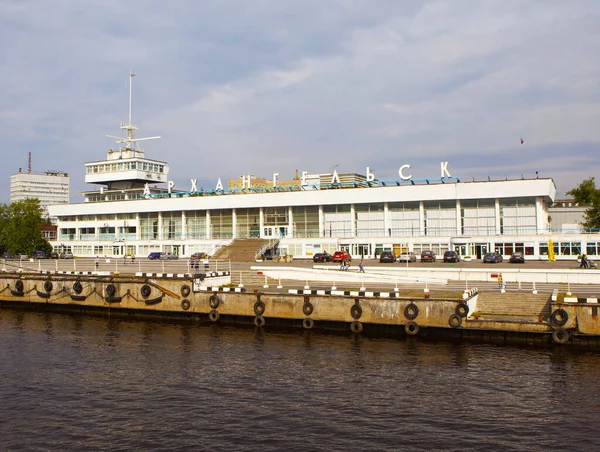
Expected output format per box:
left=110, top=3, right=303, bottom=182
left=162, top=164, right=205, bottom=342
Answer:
left=1, top=0, right=599, bottom=203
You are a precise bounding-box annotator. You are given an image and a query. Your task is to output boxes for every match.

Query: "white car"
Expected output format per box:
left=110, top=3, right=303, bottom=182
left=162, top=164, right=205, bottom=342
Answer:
left=397, top=252, right=417, bottom=263
left=160, top=252, right=179, bottom=260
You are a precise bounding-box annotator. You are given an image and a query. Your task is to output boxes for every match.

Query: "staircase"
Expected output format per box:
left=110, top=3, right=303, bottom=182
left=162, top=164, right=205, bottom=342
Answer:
left=476, top=292, right=553, bottom=318
left=211, top=238, right=269, bottom=262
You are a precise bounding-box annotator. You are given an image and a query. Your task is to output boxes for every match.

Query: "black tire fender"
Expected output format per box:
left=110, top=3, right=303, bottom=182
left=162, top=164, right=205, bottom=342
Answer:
left=405, top=321, right=419, bottom=336
left=140, top=284, right=152, bottom=299
left=254, top=315, right=265, bottom=327
left=404, top=303, right=419, bottom=320
left=303, top=301, right=314, bottom=316
left=350, top=320, right=363, bottom=333
left=15, top=280, right=24, bottom=292
left=106, top=284, right=116, bottom=297
left=73, top=281, right=83, bottom=294
left=550, top=308, right=568, bottom=326
left=209, top=309, right=220, bottom=322
left=181, top=299, right=191, bottom=311
left=209, top=294, right=220, bottom=309
left=254, top=300, right=265, bottom=316
left=449, top=313, right=462, bottom=328
left=302, top=318, right=314, bottom=329
left=44, top=280, right=53, bottom=293
left=350, top=303, right=362, bottom=320
left=455, top=303, right=469, bottom=318
left=181, top=284, right=191, bottom=297
left=552, top=327, right=570, bottom=344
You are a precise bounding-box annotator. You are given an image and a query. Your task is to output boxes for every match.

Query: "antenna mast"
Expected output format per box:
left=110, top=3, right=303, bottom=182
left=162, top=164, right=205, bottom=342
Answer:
left=106, top=73, right=161, bottom=152
left=28, top=152, right=32, bottom=174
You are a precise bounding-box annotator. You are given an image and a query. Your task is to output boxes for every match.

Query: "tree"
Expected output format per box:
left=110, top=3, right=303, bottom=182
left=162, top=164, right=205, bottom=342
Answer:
left=566, top=177, right=598, bottom=205
left=567, top=178, right=600, bottom=230
left=4, top=199, right=47, bottom=254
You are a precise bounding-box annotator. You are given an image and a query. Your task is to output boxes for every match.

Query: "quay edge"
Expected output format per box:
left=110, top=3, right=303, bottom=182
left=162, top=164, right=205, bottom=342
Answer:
left=1, top=272, right=599, bottom=347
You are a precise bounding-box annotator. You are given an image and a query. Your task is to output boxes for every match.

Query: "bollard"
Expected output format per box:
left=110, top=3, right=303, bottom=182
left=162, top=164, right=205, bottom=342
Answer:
left=532, top=282, right=537, bottom=294
left=238, top=271, right=244, bottom=288
left=263, top=275, right=269, bottom=289
left=304, top=280, right=310, bottom=290
left=277, top=278, right=283, bottom=289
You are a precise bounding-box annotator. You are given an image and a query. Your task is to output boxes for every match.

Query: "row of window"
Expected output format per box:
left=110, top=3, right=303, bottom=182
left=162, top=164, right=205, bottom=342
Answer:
left=86, top=162, right=165, bottom=174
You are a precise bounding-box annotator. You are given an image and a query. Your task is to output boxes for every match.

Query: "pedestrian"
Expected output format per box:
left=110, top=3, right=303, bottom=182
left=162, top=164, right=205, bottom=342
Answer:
left=95, top=256, right=99, bottom=270
left=580, top=254, right=588, bottom=269
left=123, top=254, right=127, bottom=265
left=497, top=273, right=503, bottom=289
left=131, top=254, right=135, bottom=264
left=359, top=260, right=365, bottom=273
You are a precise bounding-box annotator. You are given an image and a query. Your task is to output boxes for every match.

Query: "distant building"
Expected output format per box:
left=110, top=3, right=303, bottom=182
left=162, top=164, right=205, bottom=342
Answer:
left=549, top=199, right=587, bottom=233
left=10, top=169, right=70, bottom=220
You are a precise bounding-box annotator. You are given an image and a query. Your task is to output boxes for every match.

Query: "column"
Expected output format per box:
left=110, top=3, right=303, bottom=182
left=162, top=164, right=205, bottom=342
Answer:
left=384, top=202, right=390, bottom=237
left=206, top=211, right=211, bottom=239
left=319, top=205, right=324, bottom=238
left=419, top=202, right=425, bottom=236
left=351, top=204, right=356, bottom=238
left=288, top=206, right=293, bottom=238
left=259, top=208, right=264, bottom=238
left=232, top=208, right=237, bottom=239
left=495, top=199, right=501, bottom=235
left=456, top=200, right=461, bottom=235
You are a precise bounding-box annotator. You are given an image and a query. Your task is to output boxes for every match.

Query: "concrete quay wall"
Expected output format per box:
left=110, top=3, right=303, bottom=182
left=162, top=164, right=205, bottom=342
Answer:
left=1, top=272, right=599, bottom=347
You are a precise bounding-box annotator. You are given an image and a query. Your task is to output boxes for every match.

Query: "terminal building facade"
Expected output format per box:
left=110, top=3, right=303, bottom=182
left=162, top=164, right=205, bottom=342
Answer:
left=48, top=152, right=595, bottom=261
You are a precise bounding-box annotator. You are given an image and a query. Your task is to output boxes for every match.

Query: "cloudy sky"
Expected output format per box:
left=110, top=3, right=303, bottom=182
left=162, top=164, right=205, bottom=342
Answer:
left=1, top=0, right=599, bottom=202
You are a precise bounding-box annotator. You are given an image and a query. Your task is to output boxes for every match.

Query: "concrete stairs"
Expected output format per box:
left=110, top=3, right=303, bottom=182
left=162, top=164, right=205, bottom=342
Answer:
left=212, top=239, right=269, bottom=262
left=476, top=292, right=553, bottom=318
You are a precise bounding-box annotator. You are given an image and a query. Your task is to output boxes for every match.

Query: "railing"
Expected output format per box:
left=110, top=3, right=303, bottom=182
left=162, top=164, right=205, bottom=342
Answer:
left=255, top=239, right=280, bottom=259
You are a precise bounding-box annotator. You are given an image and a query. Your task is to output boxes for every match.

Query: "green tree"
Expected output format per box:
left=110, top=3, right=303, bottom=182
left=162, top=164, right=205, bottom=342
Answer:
left=5, top=199, right=47, bottom=255
left=567, top=178, right=600, bottom=230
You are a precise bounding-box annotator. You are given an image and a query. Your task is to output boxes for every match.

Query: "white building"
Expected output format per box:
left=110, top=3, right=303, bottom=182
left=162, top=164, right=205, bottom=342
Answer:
left=10, top=170, right=70, bottom=219
left=47, top=77, right=597, bottom=261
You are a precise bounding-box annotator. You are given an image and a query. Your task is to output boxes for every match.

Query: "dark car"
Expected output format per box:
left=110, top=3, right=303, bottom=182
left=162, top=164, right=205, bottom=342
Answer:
left=313, top=252, right=333, bottom=263
left=509, top=252, right=525, bottom=264
left=32, top=251, right=46, bottom=259
left=379, top=251, right=396, bottom=263
left=50, top=251, right=59, bottom=259
left=332, top=251, right=352, bottom=262
left=443, top=251, right=460, bottom=263
left=421, top=250, right=436, bottom=262
left=483, top=252, right=503, bottom=263
left=148, top=252, right=162, bottom=260
left=2, top=252, right=16, bottom=260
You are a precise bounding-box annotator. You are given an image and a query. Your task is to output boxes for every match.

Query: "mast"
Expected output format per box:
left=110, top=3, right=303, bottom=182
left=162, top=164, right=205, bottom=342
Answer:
left=106, top=73, right=161, bottom=152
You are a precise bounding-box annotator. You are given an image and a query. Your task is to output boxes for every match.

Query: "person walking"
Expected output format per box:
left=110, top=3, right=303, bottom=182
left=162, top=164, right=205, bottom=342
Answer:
left=497, top=273, right=503, bottom=289
left=580, top=254, right=588, bottom=269
left=95, top=256, right=99, bottom=270
left=359, top=260, right=365, bottom=273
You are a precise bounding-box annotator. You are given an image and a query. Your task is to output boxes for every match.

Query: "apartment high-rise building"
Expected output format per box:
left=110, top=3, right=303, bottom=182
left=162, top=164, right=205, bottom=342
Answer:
left=10, top=169, right=70, bottom=219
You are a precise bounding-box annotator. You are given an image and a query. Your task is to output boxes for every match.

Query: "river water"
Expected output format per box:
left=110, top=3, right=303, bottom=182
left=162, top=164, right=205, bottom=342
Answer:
left=1, top=309, right=599, bottom=451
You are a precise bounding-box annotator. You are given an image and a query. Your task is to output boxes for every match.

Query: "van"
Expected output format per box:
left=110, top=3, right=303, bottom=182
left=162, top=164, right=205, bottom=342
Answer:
left=148, top=252, right=162, bottom=260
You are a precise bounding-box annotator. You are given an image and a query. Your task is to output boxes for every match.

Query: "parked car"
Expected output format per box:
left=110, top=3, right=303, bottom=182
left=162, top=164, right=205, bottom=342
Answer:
left=509, top=252, right=525, bottom=264
left=398, top=252, right=417, bottom=263
left=190, top=252, right=208, bottom=260
left=332, top=251, right=352, bottom=262
left=443, top=251, right=460, bottom=263
left=160, top=252, right=179, bottom=260
left=148, top=252, right=162, bottom=260
left=50, top=251, right=59, bottom=259
left=60, top=251, right=74, bottom=259
left=2, top=252, right=16, bottom=260
left=313, top=252, right=333, bottom=263
left=483, top=252, right=503, bottom=263
left=379, top=251, right=397, bottom=263
left=32, top=251, right=47, bottom=259
left=421, top=250, right=436, bottom=262
left=18, top=253, right=29, bottom=260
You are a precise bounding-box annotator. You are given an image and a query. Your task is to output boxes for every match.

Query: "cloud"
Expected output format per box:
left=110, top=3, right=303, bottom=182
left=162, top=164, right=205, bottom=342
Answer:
left=0, top=0, right=598, bottom=202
